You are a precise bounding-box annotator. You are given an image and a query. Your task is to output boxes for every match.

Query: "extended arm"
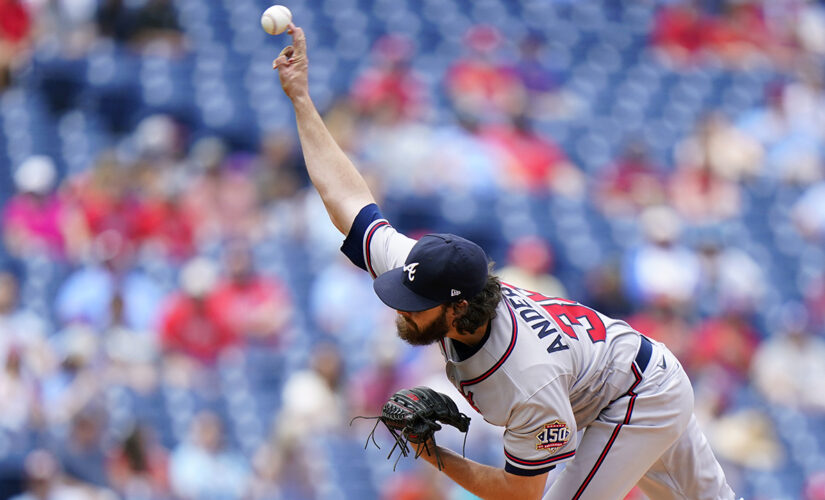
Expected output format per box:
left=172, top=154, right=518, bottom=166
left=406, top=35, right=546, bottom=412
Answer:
left=420, top=443, right=548, bottom=500
left=273, top=25, right=375, bottom=235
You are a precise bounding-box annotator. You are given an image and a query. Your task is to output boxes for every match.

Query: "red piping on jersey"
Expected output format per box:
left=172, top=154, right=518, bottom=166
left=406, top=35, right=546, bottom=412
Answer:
left=458, top=302, right=518, bottom=390
left=505, top=449, right=576, bottom=467
left=365, top=220, right=390, bottom=278
left=572, top=363, right=643, bottom=500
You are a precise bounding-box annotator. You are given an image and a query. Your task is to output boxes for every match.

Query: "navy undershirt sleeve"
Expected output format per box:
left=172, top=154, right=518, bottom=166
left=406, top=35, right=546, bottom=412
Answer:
left=504, top=463, right=556, bottom=476
left=340, top=203, right=384, bottom=272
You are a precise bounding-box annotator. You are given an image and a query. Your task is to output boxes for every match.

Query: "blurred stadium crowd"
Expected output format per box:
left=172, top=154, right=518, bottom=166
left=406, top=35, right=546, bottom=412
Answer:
left=2, top=0, right=825, bottom=499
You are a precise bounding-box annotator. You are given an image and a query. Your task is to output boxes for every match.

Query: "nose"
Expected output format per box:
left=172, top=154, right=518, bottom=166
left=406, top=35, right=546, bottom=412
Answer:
left=398, top=310, right=411, bottom=319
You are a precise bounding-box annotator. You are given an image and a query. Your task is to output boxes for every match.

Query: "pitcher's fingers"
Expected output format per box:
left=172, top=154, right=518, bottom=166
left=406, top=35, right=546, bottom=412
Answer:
left=273, top=45, right=294, bottom=68
left=272, top=54, right=288, bottom=69
left=278, top=45, right=294, bottom=59
left=291, top=26, right=306, bottom=55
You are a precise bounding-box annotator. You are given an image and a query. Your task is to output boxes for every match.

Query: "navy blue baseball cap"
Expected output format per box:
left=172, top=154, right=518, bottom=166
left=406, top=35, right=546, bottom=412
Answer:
left=373, top=233, right=489, bottom=312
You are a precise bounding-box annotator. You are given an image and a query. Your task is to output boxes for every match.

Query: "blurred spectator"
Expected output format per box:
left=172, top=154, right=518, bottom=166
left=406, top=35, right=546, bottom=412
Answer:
left=0, top=0, right=31, bottom=89
left=416, top=109, right=502, bottom=196
left=0, top=346, right=39, bottom=434
left=702, top=409, right=783, bottom=471
left=64, top=147, right=195, bottom=262
left=169, top=411, right=251, bottom=499
left=96, top=0, right=137, bottom=43
left=793, top=180, right=825, bottom=242
left=670, top=114, right=746, bottom=224
left=96, top=0, right=182, bottom=53
left=102, top=291, right=160, bottom=393
left=256, top=130, right=307, bottom=203
left=497, top=235, right=567, bottom=298
left=159, top=257, right=237, bottom=365
left=694, top=235, right=766, bottom=316
left=41, top=324, right=101, bottom=425
left=514, top=32, right=580, bottom=120
left=275, top=341, right=346, bottom=444
left=129, top=162, right=195, bottom=262
left=737, top=79, right=825, bottom=185
left=445, top=25, right=526, bottom=122
left=115, top=115, right=197, bottom=260
left=583, top=261, right=634, bottom=320
left=380, top=469, right=447, bottom=500
left=349, top=337, right=413, bottom=419
left=28, top=0, right=98, bottom=57
left=805, top=273, right=825, bottom=330
left=651, top=2, right=707, bottom=65
left=321, top=97, right=362, bottom=157
left=209, top=239, right=293, bottom=343
left=64, top=151, right=158, bottom=259
left=674, top=112, right=762, bottom=183
left=0, top=268, right=53, bottom=378
left=626, top=301, right=693, bottom=363
left=251, top=421, right=319, bottom=500
left=107, top=424, right=170, bottom=499
left=751, top=303, right=825, bottom=412
left=806, top=470, right=825, bottom=500
left=351, top=34, right=427, bottom=124
left=480, top=113, right=584, bottom=195
left=652, top=1, right=777, bottom=68
left=181, top=149, right=262, bottom=246
left=688, top=310, right=761, bottom=420
left=310, top=254, right=393, bottom=367
left=55, top=408, right=109, bottom=488
left=622, top=206, right=700, bottom=309
left=705, top=1, right=776, bottom=66
left=595, top=140, right=668, bottom=217
left=795, top=1, right=825, bottom=57
left=55, top=230, right=165, bottom=333
left=3, top=156, right=88, bottom=261
left=9, top=449, right=60, bottom=500
left=10, top=449, right=116, bottom=500
left=130, top=0, right=183, bottom=53
left=357, top=109, right=437, bottom=197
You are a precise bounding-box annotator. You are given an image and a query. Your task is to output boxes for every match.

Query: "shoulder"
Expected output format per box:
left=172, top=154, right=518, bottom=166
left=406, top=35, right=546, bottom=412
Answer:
left=339, top=203, right=416, bottom=278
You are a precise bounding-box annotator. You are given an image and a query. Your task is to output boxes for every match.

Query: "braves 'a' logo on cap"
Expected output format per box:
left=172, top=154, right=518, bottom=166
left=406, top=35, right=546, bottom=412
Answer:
left=403, top=262, right=419, bottom=281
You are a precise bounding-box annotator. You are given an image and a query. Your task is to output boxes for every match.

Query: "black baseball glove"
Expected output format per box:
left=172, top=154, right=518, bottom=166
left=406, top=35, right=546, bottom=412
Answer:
left=353, top=386, right=471, bottom=470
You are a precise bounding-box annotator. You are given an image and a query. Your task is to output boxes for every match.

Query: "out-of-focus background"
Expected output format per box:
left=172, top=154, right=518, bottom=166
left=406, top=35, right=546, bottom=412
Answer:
left=0, top=0, right=824, bottom=498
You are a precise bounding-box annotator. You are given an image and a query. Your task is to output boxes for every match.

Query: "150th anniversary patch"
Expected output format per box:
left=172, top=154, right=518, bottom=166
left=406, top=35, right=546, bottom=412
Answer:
left=536, top=420, right=571, bottom=453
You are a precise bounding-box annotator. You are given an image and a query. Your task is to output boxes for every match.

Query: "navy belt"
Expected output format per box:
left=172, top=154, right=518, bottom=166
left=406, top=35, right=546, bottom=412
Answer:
left=634, top=335, right=653, bottom=373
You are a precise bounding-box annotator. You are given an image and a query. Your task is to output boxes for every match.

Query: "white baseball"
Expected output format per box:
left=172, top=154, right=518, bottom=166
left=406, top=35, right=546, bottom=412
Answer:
left=261, top=5, right=292, bottom=36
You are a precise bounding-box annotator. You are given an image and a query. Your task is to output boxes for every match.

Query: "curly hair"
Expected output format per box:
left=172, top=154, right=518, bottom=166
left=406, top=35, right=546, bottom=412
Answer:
left=450, top=266, right=501, bottom=335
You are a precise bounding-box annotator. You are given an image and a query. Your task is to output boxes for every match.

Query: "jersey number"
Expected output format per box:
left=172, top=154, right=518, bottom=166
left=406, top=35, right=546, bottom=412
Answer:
left=524, top=292, right=606, bottom=343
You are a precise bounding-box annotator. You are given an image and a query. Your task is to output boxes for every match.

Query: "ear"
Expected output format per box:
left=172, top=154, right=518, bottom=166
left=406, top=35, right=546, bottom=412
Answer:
left=449, top=300, right=469, bottom=325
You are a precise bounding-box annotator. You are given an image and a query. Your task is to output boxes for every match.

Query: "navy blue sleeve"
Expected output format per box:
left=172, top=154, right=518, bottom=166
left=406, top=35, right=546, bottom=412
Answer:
left=340, top=203, right=384, bottom=272
left=504, top=463, right=556, bottom=477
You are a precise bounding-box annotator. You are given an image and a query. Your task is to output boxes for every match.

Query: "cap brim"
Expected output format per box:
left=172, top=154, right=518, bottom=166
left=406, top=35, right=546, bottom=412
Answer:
left=373, top=267, right=443, bottom=312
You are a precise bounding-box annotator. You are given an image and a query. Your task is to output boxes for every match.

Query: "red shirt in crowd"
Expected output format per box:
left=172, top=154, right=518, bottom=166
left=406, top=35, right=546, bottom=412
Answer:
left=0, top=0, right=30, bottom=44
left=481, top=123, right=569, bottom=190
left=159, top=294, right=237, bottom=363
left=208, top=275, right=292, bottom=342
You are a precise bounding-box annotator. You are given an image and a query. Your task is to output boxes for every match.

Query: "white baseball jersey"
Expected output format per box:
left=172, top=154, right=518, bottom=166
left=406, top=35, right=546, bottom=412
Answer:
left=341, top=204, right=737, bottom=500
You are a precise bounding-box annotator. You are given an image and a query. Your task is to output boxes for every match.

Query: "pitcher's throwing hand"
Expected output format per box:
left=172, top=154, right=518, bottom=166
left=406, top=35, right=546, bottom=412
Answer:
left=273, top=24, right=309, bottom=101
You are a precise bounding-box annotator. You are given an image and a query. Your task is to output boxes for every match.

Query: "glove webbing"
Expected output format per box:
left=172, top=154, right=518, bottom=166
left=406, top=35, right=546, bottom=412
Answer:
left=349, top=415, right=469, bottom=471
